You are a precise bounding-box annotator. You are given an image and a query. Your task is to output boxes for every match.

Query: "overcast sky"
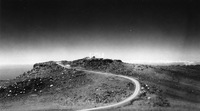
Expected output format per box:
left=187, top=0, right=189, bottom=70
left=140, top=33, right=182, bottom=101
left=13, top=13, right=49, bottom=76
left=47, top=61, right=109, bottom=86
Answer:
left=0, top=0, right=200, bottom=65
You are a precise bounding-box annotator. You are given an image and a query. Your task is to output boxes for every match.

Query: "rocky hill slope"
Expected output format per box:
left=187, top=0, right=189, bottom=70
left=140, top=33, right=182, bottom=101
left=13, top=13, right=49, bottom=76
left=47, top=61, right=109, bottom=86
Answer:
left=0, top=59, right=134, bottom=111
left=0, top=57, right=200, bottom=111
left=65, top=57, right=200, bottom=110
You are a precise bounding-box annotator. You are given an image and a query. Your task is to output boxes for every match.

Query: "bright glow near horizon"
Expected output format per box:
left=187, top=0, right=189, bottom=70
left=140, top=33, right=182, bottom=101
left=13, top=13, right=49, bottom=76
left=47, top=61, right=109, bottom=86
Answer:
left=1, top=0, right=200, bottom=65
left=1, top=45, right=199, bottom=65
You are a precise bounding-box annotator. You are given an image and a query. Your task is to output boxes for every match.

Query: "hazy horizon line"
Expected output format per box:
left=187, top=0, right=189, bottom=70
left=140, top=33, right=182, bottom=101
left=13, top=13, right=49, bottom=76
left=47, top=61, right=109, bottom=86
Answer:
left=0, top=57, right=200, bottom=66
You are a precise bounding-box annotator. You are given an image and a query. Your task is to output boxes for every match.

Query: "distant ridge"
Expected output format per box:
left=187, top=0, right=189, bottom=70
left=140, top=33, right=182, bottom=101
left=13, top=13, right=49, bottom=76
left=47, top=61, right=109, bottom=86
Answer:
left=122, top=60, right=200, bottom=66
left=150, top=61, right=200, bottom=66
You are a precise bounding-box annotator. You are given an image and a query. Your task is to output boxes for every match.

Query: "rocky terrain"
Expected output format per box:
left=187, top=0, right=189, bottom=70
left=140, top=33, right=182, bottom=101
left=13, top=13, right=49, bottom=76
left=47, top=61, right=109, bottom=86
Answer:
left=65, top=57, right=200, bottom=110
left=0, top=57, right=200, bottom=111
left=0, top=60, right=134, bottom=111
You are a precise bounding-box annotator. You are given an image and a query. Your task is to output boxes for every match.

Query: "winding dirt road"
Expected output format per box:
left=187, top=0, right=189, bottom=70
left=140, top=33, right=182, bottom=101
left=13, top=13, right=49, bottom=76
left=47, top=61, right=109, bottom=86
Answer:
left=56, top=62, right=141, bottom=111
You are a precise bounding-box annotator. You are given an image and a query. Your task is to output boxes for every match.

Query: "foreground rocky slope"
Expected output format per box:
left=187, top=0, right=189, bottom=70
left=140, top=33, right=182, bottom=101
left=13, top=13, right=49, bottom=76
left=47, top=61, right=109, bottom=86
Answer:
left=0, top=57, right=200, bottom=111
left=0, top=60, right=134, bottom=111
left=65, top=57, right=200, bottom=110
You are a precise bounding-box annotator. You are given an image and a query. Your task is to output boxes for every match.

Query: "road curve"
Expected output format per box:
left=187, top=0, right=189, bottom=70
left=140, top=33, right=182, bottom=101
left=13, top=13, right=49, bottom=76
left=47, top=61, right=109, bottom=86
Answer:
left=56, top=62, right=141, bottom=111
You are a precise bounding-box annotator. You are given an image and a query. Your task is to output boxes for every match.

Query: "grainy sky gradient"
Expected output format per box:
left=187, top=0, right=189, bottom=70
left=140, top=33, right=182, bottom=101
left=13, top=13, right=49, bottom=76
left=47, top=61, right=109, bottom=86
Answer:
left=0, top=0, right=200, bottom=65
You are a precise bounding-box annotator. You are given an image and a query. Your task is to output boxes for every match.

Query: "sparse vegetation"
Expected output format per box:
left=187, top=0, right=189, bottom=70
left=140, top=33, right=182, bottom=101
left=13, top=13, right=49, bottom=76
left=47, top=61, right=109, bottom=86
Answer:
left=0, top=57, right=200, bottom=111
left=0, top=60, right=134, bottom=111
left=70, top=57, right=200, bottom=110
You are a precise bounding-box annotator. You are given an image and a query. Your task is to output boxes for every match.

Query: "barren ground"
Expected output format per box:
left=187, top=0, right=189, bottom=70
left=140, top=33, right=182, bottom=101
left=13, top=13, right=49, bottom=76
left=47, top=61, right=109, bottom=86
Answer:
left=1, top=58, right=200, bottom=111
